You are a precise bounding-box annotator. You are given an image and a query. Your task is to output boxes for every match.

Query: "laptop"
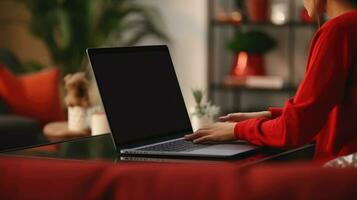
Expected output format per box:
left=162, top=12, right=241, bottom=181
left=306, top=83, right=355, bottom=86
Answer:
left=87, top=45, right=258, bottom=158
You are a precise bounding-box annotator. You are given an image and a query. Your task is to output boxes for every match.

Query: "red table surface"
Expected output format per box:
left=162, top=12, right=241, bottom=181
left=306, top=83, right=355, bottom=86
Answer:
left=1, top=156, right=357, bottom=200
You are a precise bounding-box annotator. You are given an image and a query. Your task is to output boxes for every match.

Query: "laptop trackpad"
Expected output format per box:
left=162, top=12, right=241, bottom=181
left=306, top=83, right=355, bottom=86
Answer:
left=189, top=144, right=258, bottom=156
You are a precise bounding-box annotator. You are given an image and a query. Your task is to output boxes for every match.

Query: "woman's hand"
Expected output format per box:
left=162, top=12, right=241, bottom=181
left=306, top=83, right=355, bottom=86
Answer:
left=185, top=111, right=271, bottom=143
left=219, top=111, right=271, bottom=122
left=184, top=122, right=236, bottom=143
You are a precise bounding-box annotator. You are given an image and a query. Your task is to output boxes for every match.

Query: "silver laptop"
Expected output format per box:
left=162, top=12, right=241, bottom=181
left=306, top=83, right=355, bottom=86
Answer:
left=87, top=45, right=258, bottom=158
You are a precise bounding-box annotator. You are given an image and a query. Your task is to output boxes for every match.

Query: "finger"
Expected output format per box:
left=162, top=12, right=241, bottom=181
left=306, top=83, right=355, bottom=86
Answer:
left=222, top=113, right=245, bottom=122
left=197, top=126, right=212, bottom=130
left=184, top=131, right=210, bottom=140
left=219, top=113, right=239, bottom=121
left=185, top=134, right=201, bottom=141
left=218, top=115, right=231, bottom=122
left=184, top=134, right=195, bottom=140
left=193, top=136, right=213, bottom=144
left=195, top=129, right=212, bottom=135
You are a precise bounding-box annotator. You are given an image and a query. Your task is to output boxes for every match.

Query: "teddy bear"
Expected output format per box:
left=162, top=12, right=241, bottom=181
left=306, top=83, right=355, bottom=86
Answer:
left=64, top=72, right=91, bottom=108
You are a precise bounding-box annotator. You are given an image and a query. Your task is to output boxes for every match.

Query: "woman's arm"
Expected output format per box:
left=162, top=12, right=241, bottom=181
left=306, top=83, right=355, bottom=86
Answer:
left=186, top=23, right=351, bottom=147
left=234, top=24, right=351, bottom=148
left=219, top=111, right=272, bottom=122
left=218, top=108, right=283, bottom=123
left=268, top=107, right=283, bottom=119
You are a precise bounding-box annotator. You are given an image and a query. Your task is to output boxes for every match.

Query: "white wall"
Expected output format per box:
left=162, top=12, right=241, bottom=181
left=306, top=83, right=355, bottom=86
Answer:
left=137, top=0, right=208, bottom=110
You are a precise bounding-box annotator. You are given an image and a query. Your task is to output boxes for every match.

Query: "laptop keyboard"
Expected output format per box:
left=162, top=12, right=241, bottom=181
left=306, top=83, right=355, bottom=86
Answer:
left=138, top=139, right=208, bottom=152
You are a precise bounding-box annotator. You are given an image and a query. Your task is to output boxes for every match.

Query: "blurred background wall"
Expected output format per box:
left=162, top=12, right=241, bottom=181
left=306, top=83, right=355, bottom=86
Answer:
left=0, top=0, right=316, bottom=112
left=0, top=0, right=209, bottom=110
left=137, top=0, right=208, bottom=109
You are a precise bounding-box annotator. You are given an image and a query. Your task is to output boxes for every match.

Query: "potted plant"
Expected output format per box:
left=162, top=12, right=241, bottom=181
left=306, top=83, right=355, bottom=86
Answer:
left=14, top=0, right=169, bottom=76
left=190, top=89, right=220, bottom=131
left=227, top=30, right=276, bottom=77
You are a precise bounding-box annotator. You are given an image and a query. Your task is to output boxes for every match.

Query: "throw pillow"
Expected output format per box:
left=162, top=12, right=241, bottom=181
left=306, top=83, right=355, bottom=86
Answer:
left=0, top=65, right=65, bottom=125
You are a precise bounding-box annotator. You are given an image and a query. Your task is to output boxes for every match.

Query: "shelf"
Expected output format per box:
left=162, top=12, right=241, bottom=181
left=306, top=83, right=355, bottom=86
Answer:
left=208, top=0, right=309, bottom=111
left=210, top=83, right=297, bottom=93
left=210, top=20, right=317, bottom=28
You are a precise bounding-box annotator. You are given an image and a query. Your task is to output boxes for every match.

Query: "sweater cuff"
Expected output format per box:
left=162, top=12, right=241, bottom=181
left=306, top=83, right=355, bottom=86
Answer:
left=268, top=107, right=283, bottom=119
left=234, top=120, right=249, bottom=139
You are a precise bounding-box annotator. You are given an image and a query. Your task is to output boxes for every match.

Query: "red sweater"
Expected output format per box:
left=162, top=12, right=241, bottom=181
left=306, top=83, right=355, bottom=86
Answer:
left=234, top=10, right=357, bottom=162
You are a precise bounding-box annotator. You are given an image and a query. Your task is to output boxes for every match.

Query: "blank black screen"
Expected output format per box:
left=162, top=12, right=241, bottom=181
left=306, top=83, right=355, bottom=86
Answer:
left=88, top=46, right=192, bottom=146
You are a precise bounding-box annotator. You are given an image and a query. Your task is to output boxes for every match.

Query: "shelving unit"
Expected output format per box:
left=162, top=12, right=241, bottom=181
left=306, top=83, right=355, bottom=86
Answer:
left=211, top=20, right=317, bottom=27
left=207, top=0, right=318, bottom=113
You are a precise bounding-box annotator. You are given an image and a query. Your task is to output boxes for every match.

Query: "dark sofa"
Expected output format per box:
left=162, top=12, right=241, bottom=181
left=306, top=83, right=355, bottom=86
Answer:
left=0, top=99, right=43, bottom=151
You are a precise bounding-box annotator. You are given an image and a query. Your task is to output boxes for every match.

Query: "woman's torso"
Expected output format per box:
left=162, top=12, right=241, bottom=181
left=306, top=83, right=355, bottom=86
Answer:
left=306, top=11, right=357, bottom=161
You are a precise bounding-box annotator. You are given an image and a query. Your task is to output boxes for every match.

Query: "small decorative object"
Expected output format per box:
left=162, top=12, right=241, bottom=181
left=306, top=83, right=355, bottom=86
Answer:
left=227, top=30, right=276, bottom=78
left=324, top=153, right=357, bottom=168
left=245, top=0, right=270, bottom=22
left=190, top=89, right=220, bottom=131
left=91, top=112, right=110, bottom=136
left=64, top=72, right=91, bottom=132
left=67, top=106, right=88, bottom=132
left=217, top=9, right=243, bottom=24
left=300, top=8, right=314, bottom=24
left=271, top=0, right=289, bottom=25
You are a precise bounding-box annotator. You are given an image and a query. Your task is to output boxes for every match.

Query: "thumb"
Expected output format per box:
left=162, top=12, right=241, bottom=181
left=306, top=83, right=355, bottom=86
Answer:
left=218, top=114, right=232, bottom=122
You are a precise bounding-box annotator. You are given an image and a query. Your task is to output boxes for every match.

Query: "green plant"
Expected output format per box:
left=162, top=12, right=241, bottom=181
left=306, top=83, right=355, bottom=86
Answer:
left=227, top=30, right=276, bottom=54
left=14, top=0, right=168, bottom=75
left=193, top=89, right=204, bottom=108
left=191, top=89, right=220, bottom=117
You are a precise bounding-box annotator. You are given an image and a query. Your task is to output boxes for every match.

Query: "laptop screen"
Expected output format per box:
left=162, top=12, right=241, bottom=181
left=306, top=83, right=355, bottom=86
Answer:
left=88, top=46, right=193, bottom=147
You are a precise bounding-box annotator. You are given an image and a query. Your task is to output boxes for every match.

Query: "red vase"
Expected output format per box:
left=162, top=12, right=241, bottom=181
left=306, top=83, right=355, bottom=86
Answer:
left=246, top=0, right=270, bottom=23
left=231, top=52, right=266, bottom=77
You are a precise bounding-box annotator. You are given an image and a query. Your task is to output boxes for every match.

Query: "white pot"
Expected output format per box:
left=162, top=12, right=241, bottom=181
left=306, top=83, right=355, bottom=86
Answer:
left=191, top=115, right=214, bottom=131
left=68, top=106, right=88, bottom=132
left=91, top=113, right=110, bottom=136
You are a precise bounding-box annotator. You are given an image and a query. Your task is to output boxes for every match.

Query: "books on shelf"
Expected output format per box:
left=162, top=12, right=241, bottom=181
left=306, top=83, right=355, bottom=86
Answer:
left=224, top=76, right=285, bottom=89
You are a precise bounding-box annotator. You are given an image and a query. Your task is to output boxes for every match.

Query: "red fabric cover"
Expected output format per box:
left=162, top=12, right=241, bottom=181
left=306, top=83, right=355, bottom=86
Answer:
left=0, top=65, right=65, bottom=125
left=234, top=11, right=357, bottom=162
left=0, top=157, right=357, bottom=200
left=239, top=163, right=357, bottom=200
left=268, top=107, right=283, bottom=119
left=0, top=157, right=240, bottom=200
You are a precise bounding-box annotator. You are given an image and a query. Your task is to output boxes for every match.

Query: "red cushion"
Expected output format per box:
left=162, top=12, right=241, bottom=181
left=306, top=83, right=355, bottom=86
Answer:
left=238, top=163, right=357, bottom=200
left=0, top=65, right=65, bottom=125
left=0, top=157, right=357, bottom=200
left=0, top=157, right=241, bottom=200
